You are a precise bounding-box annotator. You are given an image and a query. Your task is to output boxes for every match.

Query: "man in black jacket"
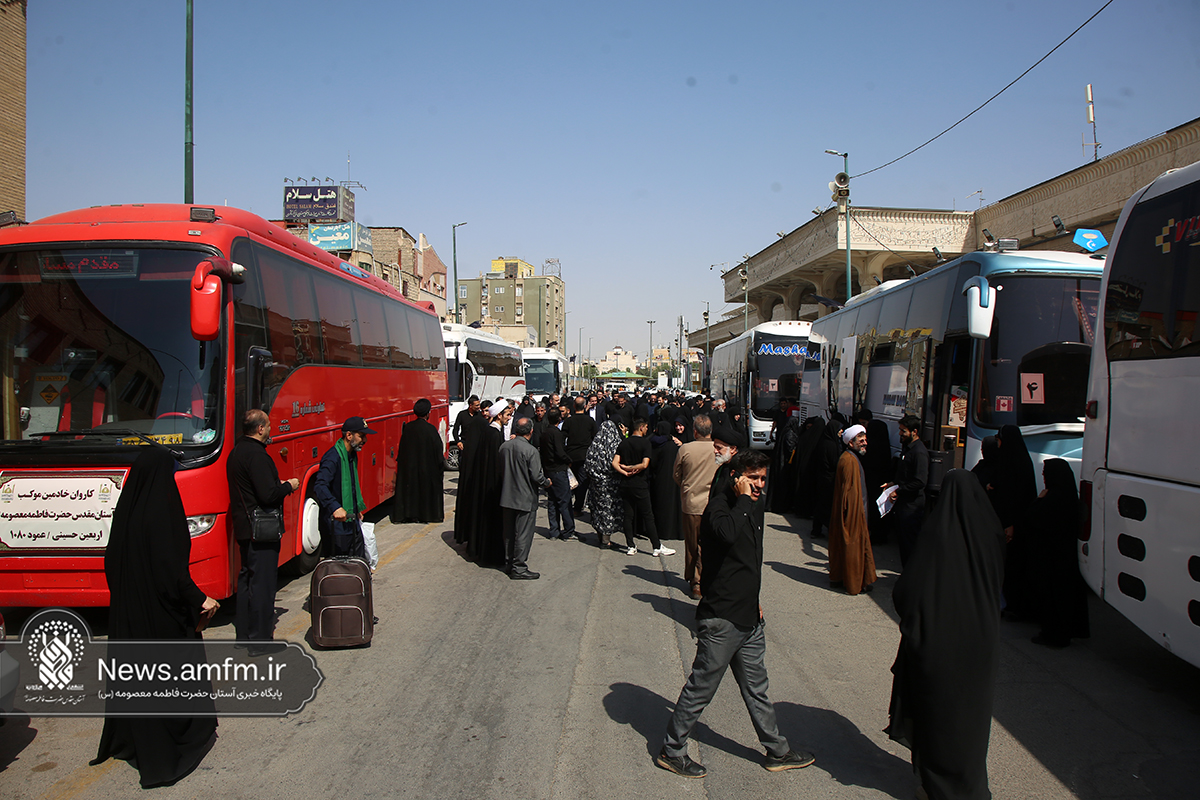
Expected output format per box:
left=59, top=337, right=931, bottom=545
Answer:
left=540, top=408, right=575, bottom=540
left=890, top=414, right=929, bottom=566
left=314, top=416, right=377, bottom=559
left=657, top=450, right=814, bottom=778
left=563, top=396, right=597, bottom=514
left=227, top=409, right=298, bottom=645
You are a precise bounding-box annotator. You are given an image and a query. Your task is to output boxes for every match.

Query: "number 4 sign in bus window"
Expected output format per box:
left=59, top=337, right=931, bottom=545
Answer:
left=1020, top=373, right=1044, bottom=404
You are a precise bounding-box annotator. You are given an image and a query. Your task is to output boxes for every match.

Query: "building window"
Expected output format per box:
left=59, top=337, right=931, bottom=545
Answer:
left=515, top=286, right=523, bottom=297
left=494, top=286, right=505, bottom=294
left=494, top=305, right=504, bottom=314
left=516, top=304, right=523, bottom=316
left=460, top=286, right=467, bottom=299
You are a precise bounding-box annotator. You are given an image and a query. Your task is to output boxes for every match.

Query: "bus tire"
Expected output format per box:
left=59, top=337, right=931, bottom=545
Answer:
left=282, top=495, right=324, bottom=576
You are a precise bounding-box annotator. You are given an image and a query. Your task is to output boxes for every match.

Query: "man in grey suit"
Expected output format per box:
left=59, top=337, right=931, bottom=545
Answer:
left=500, top=417, right=553, bottom=580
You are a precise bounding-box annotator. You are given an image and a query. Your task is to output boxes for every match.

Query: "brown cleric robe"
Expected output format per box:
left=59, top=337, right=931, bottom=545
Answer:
left=828, top=450, right=877, bottom=594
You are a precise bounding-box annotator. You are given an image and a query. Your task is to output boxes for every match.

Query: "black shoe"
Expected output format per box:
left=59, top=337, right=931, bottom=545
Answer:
left=509, top=570, right=540, bottom=580
left=763, top=749, right=815, bottom=771
left=558, top=533, right=575, bottom=541
left=861, top=583, right=875, bottom=594
left=247, top=642, right=288, bottom=657
left=655, top=748, right=706, bottom=778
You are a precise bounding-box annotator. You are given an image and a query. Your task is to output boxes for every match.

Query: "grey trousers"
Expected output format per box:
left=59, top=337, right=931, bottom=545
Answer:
left=662, top=617, right=789, bottom=759
left=502, top=507, right=536, bottom=575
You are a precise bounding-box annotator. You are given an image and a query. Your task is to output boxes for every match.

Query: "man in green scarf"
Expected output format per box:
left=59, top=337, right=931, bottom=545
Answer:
left=314, top=416, right=377, bottom=559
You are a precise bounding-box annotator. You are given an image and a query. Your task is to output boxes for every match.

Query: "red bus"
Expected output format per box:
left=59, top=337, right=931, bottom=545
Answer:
left=0, top=204, right=447, bottom=606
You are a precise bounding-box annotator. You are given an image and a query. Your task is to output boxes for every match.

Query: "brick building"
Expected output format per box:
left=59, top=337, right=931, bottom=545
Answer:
left=0, top=0, right=26, bottom=220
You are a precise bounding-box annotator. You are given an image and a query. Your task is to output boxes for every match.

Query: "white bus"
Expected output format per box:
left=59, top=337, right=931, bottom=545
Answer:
left=710, top=321, right=813, bottom=449
left=442, top=323, right=525, bottom=466
left=521, top=347, right=570, bottom=398
left=1080, top=159, right=1200, bottom=669
left=799, top=249, right=1103, bottom=495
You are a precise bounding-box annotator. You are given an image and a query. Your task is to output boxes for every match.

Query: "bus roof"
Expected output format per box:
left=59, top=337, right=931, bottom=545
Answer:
left=713, top=319, right=813, bottom=352
left=0, top=203, right=429, bottom=312
left=441, top=322, right=515, bottom=346
left=520, top=347, right=567, bottom=358
left=841, top=249, right=1104, bottom=312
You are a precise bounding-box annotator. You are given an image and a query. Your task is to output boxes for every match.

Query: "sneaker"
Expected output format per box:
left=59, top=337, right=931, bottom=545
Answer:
left=625, top=546, right=638, bottom=555
left=653, top=546, right=676, bottom=556
left=763, top=749, right=815, bottom=772
left=655, top=748, right=706, bottom=778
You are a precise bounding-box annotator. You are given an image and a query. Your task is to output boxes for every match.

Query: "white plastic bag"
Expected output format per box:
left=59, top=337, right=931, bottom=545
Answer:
left=360, top=521, right=379, bottom=570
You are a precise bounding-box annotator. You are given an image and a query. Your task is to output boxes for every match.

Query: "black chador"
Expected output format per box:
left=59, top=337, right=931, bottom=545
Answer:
left=392, top=414, right=446, bottom=524
left=887, top=470, right=1005, bottom=800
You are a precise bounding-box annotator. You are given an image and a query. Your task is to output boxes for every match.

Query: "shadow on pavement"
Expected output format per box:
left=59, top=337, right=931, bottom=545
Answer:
left=765, top=560, right=835, bottom=591
left=774, top=701, right=911, bottom=798
left=602, top=682, right=912, bottom=794
left=0, top=714, right=38, bottom=772
left=623, top=562, right=689, bottom=596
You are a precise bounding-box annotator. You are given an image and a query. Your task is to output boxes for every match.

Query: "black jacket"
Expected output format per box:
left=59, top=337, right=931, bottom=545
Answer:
left=540, top=425, right=572, bottom=473
left=562, top=413, right=597, bottom=462
left=895, top=437, right=929, bottom=507
left=227, top=436, right=293, bottom=541
left=697, top=485, right=764, bottom=628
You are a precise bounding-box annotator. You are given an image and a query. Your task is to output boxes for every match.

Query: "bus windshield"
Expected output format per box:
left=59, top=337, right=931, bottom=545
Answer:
left=973, top=275, right=1100, bottom=428
left=0, top=247, right=224, bottom=451
left=750, top=333, right=808, bottom=418
left=524, top=359, right=558, bottom=396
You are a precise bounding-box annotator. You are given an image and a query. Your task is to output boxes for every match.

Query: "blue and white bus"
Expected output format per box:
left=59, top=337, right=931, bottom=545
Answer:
left=710, top=320, right=813, bottom=449
left=1080, top=159, right=1200, bottom=668
left=799, top=249, right=1103, bottom=494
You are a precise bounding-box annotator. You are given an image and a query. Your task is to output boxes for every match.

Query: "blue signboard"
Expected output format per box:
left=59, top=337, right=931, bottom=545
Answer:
left=309, top=222, right=373, bottom=255
left=1073, top=228, right=1108, bottom=252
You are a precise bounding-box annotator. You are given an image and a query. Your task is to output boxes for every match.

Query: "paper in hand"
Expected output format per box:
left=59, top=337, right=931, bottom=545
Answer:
left=877, top=485, right=899, bottom=517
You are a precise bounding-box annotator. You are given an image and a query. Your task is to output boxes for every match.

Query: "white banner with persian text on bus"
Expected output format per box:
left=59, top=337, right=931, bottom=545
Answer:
left=0, top=471, right=127, bottom=549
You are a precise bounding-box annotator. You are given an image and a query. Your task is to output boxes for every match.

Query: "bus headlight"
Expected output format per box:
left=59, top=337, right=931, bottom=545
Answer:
left=186, top=514, right=218, bottom=538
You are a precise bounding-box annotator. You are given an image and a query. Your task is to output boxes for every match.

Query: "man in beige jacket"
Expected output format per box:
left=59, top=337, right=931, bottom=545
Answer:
left=673, top=414, right=720, bottom=599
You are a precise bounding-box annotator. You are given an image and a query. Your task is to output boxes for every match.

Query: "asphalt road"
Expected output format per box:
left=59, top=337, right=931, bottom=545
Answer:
left=2, top=472, right=1198, bottom=799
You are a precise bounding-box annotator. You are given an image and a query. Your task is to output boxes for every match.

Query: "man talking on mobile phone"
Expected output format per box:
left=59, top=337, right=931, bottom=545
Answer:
left=656, top=449, right=815, bottom=778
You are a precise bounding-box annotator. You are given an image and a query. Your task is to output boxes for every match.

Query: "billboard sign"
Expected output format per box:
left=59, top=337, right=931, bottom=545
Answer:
left=283, top=185, right=355, bottom=223
left=309, top=223, right=373, bottom=255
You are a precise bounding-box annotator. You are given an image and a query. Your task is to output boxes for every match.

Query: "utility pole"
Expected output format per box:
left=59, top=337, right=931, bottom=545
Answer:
left=184, top=0, right=194, bottom=204
left=452, top=222, right=467, bottom=323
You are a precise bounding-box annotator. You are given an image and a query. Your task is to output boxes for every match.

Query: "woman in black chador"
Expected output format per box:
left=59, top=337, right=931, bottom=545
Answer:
left=92, top=447, right=220, bottom=788
left=994, top=424, right=1038, bottom=618
left=648, top=420, right=683, bottom=541
left=886, top=469, right=1005, bottom=800
left=1029, top=458, right=1090, bottom=648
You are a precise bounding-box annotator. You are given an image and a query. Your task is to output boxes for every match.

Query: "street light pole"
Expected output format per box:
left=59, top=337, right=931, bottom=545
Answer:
left=578, top=326, right=584, bottom=387
left=702, top=303, right=710, bottom=391
left=184, top=0, right=193, bottom=204
left=451, top=221, right=468, bottom=323
left=647, top=320, right=655, bottom=382
left=826, top=150, right=852, bottom=303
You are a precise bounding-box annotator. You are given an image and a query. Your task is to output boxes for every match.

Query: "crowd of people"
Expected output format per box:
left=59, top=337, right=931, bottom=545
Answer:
left=94, top=385, right=1091, bottom=795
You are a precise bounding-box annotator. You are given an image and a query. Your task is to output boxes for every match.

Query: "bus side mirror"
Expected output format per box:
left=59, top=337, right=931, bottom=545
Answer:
left=190, top=265, right=223, bottom=341
left=962, top=276, right=997, bottom=339
left=190, top=258, right=242, bottom=341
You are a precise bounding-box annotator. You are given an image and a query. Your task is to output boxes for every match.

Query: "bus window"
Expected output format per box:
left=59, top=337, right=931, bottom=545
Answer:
left=315, top=274, right=362, bottom=366
left=1104, top=185, right=1200, bottom=359
left=423, top=316, right=443, bottom=372
left=354, top=291, right=391, bottom=366
left=390, top=306, right=413, bottom=368
left=906, top=272, right=952, bottom=339
left=407, top=309, right=430, bottom=370
left=256, top=244, right=322, bottom=369
left=230, top=238, right=267, bottom=420
left=877, top=286, right=912, bottom=340
left=974, top=276, right=1100, bottom=427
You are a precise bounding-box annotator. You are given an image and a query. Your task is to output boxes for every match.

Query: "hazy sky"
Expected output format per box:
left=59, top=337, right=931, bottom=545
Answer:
left=25, top=0, right=1200, bottom=361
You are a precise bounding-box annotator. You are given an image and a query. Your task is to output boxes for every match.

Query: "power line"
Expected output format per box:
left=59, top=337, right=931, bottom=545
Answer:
left=853, top=0, right=1114, bottom=180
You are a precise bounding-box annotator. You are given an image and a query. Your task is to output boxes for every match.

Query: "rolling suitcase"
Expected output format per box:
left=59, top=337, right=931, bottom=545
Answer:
left=310, top=556, right=373, bottom=647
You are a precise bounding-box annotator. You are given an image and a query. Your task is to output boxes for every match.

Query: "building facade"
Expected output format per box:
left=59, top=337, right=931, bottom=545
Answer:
left=596, top=346, right=640, bottom=374
left=0, top=0, right=26, bottom=220
left=458, top=257, right=566, bottom=349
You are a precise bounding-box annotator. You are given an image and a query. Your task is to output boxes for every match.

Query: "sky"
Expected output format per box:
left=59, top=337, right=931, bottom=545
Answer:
left=24, top=0, right=1200, bottom=362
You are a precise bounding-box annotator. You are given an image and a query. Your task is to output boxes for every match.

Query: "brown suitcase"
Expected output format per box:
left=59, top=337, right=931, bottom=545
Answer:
left=310, top=556, right=373, bottom=647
